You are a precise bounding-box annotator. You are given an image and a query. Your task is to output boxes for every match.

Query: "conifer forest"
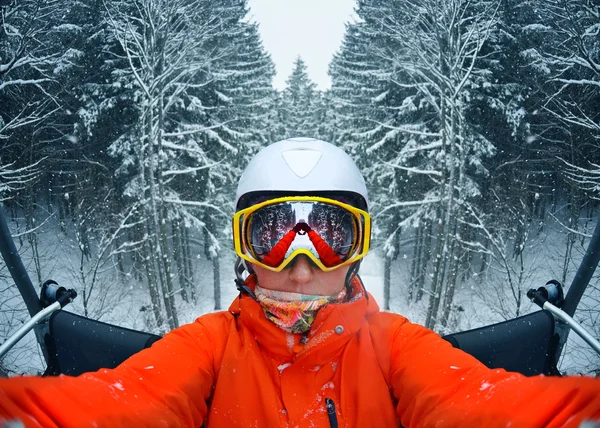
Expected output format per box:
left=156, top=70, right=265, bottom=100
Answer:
left=1, top=0, right=599, bottom=375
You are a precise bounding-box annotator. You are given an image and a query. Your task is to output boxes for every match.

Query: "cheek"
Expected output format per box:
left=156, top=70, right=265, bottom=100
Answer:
left=311, top=267, right=350, bottom=294
left=252, top=266, right=279, bottom=289
left=326, top=269, right=346, bottom=284
left=329, top=268, right=350, bottom=288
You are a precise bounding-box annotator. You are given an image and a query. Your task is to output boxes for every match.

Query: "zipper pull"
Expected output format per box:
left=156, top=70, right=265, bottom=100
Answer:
left=325, top=397, right=338, bottom=428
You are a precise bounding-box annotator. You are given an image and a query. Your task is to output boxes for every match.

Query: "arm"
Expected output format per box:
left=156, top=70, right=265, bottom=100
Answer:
left=388, top=318, right=600, bottom=428
left=0, top=316, right=224, bottom=428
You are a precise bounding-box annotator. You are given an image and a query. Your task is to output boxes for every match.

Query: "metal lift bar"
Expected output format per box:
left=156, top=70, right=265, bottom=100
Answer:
left=552, top=216, right=600, bottom=364
left=543, top=300, right=600, bottom=356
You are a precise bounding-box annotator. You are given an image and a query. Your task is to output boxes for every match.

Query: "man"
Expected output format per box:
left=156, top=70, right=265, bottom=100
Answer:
left=1, top=137, right=600, bottom=427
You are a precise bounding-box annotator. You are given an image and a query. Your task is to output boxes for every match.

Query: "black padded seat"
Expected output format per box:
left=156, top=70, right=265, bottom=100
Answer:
left=442, top=310, right=558, bottom=376
left=44, top=310, right=161, bottom=376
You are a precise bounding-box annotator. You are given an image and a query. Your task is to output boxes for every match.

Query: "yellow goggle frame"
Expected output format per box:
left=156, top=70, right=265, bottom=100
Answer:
left=232, top=196, right=371, bottom=272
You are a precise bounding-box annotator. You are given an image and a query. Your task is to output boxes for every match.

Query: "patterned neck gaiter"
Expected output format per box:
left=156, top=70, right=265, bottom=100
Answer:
left=254, top=285, right=347, bottom=334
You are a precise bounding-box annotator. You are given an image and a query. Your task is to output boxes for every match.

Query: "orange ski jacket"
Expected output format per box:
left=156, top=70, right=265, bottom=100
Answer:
left=1, top=276, right=600, bottom=427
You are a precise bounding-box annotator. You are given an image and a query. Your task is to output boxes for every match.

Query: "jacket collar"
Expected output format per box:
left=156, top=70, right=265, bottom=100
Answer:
left=228, top=274, right=380, bottom=364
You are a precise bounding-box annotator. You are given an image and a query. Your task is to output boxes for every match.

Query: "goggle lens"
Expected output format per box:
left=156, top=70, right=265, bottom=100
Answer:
left=245, top=201, right=360, bottom=268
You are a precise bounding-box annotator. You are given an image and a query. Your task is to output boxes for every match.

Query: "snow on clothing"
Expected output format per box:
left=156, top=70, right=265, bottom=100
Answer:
left=1, top=276, right=600, bottom=427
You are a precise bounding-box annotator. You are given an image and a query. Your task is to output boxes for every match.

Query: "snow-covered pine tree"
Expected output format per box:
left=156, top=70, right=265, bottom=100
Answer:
left=452, top=0, right=561, bottom=321
left=332, top=0, right=500, bottom=329
left=103, top=0, right=276, bottom=324
left=329, top=13, right=404, bottom=310
left=0, top=0, right=95, bottom=285
left=277, top=57, right=321, bottom=140
left=0, top=0, right=87, bottom=373
left=172, top=3, right=276, bottom=310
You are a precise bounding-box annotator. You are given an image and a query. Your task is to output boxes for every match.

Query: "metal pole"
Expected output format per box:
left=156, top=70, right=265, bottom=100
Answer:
left=0, top=205, right=49, bottom=364
left=562, top=217, right=600, bottom=317
left=0, top=205, right=43, bottom=317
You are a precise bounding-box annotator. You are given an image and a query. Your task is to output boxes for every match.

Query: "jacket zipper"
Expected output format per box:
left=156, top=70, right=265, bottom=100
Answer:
left=325, top=398, right=338, bottom=428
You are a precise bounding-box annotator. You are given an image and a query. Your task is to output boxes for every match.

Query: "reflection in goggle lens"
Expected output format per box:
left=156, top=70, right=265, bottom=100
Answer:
left=247, top=202, right=358, bottom=266
left=248, top=203, right=296, bottom=257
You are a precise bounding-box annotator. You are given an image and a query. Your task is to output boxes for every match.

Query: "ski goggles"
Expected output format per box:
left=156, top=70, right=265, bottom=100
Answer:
left=233, top=196, right=371, bottom=272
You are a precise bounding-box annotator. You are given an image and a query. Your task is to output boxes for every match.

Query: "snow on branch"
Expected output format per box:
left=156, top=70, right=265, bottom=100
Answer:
left=205, top=129, right=238, bottom=154
left=553, top=78, right=600, bottom=89
left=373, top=120, right=441, bottom=137
left=547, top=212, right=593, bottom=239
left=163, top=199, right=227, bottom=215
left=161, top=163, right=220, bottom=177
left=383, top=161, right=442, bottom=177
left=560, top=158, right=600, bottom=198
left=0, top=158, right=43, bottom=201
left=9, top=213, right=55, bottom=238
left=162, top=121, right=235, bottom=138
left=0, top=78, right=50, bottom=92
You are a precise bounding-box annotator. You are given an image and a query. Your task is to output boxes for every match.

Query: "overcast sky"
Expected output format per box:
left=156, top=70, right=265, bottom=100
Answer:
left=246, top=0, right=357, bottom=91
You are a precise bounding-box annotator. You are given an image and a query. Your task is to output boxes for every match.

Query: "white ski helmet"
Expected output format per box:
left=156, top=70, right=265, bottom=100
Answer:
left=235, top=138, right=369, bottom=210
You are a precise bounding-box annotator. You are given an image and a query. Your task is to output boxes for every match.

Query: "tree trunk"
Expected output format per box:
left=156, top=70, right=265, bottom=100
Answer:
left=440, top=218, right=461, bottom=329
left=143, top=229, right=164, bottom=330
left=183, top=225, right=196, bottom=302
left=562, top=138, right=579, bottom=285
left=144, top=97, right=177, bottom=329
left=384, top=255, right=391, bottom=310
left=172, top=219, right=188, bottom=302
left=416, top=219, right=432, bottom=302
left=115, top=236, right=126, bottom=281
left=213, top=256, right=221, bottom=310
left=134, top=122, right=164, bottom=330
left=426, top=98, right=453, bottom=330
left=408, top=226, right=422, bottom=303
left=155, top=39, right=179, bottom=329
left=478, top=234, right=489, bottom=275
left=203, top=212, right=221, bottom=309
left=441, top=108, right=467, bottom=330
left=159, top=217, right=178, bottom=327
left=25, top=188, right=42, bottom=285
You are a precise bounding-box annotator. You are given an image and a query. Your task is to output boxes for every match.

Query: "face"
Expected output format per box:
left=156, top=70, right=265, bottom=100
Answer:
left=252, top=255, right=350, bottom=296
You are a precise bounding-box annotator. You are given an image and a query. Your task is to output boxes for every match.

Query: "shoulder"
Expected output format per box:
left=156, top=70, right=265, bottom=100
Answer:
left=365, top=312, right=408, bottom=354
left=368, top=311, right=439, bottom=340
left=161, top=311, right=236, bottom=351
left=367, top=310, right=409, bottom=334
left=188, top=310, right=237, bottom=344
left=194, top=310, right=237, bottom=329
left=155, top=311, right=236, bottom=368
left=367, top=312, right=444, bottom=358
left=371, top=314, right=451, bottom=358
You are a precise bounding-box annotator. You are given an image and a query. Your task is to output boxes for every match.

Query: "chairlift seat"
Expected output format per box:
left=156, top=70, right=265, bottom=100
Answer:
left=442, top=309, right=558, bottom=376
left=44, top=310, right=161, bottom=376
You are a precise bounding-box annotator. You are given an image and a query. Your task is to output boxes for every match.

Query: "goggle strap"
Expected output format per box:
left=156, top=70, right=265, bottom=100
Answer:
left=307, top=230, right=343, bottom=267
left=234, top=277, right=258, bottom=302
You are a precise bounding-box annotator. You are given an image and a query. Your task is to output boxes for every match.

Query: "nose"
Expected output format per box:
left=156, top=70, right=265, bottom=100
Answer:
left=288, top=255, right=315, bottom=284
